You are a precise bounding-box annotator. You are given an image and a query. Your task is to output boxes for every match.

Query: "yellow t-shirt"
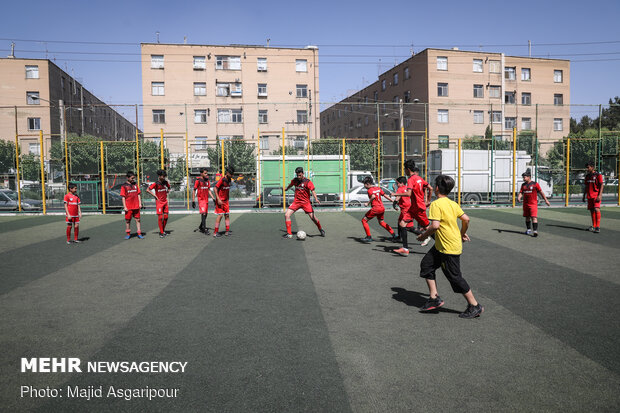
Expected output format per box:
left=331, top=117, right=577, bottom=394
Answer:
left=427, top=197, right=465, bottom=255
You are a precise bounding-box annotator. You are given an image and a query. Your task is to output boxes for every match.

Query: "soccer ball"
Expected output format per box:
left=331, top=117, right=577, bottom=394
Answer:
left=296, top=230, right=307, bottom=240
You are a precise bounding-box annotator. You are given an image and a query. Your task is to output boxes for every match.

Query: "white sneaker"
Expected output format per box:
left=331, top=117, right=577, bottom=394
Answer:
left=525, top=229, right=533, bottom=235
left=420, top=237, right=431, bottom=246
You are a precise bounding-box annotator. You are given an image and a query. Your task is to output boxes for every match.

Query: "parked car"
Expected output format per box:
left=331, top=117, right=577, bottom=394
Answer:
left=0, top=188, right=43, bottom=211
left=346, top=185, right=393, bottom=207
left=380, top=178, right=397, bottom=192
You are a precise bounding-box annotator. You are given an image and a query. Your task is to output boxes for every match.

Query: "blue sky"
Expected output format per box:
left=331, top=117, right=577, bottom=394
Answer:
left=2, top=0, right=619, bottom=122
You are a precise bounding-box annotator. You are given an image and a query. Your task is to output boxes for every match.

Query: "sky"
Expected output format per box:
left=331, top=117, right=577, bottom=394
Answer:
left=2, top=0, right=619, bottom=123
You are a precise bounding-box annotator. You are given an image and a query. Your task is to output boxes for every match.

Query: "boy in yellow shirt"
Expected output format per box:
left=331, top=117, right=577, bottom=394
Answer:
left=416, top=175, right=484, bottom=319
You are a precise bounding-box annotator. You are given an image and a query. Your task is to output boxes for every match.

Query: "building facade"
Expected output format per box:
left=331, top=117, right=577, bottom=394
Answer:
left=0, top=57, right=138, bottom=155
left=320, top=48, right=570, bottom=177
left=140, top=43, right=320, bottom=166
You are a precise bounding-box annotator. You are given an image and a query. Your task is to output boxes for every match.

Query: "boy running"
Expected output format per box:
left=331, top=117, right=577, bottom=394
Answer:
left=517, top=170, right=550, bottom=236
left=417, top=175, right=484, bottom=319
left=392, top=176, right=414, bottom=242
left=147, top=169, right=171, bottom=238
left=392, top=161, right=432, bottom=256
left=360, top=176, right=397, bottom=243
left=283, top=167, right=325, bottom=239
left=120, top=171, right=144, bottom=239
left=63, top=183, right=82, bottom=244
left=582, top=161, right=604, bottom=233
left=213, top=166, right=233, bottom=238
left=192, top=167, right=214, bottom=235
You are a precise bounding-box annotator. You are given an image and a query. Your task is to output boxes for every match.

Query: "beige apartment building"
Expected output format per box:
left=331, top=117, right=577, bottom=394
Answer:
left=320, top=48, right=570, bottom=177
left=0, top=57, right=138, bottom=156
left=140, top=43, right=320, bottom=167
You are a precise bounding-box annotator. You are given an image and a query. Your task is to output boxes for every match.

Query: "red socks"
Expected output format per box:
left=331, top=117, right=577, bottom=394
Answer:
left=286, top=221, right=292, bottom=235
left=158, top=215, right=167, bottom=233
left=66, top=226, right=71, bottom=242
left=315, top=220, right=322, bottom=231
left=591, top=210, right=602, bottom=227
left=225, top=224, right=230, bottom=232
left=380, top=221, right=394, bottom=235
left=362, top=220, right=371, bottom=236
left=74, top=226, right=79, bottom=241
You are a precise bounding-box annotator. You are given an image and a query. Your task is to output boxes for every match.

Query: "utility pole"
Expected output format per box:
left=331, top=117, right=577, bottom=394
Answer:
left=80, top=86, right=84, bottom=136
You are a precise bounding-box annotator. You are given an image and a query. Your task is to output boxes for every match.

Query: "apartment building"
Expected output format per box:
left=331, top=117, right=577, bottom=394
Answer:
left=0, top=57, right=138, bottom=155
left=320, top=48, right=570, bottom=176
left=140, top=43, right=320, bottom=166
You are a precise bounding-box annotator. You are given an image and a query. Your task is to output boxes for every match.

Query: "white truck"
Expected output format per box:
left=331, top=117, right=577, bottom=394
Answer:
left=428, top=149, right=552, bottom=204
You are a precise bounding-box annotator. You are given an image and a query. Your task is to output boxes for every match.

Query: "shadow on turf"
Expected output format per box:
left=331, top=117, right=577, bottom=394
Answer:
left=391, top=287, right=461, bottom=314
left=546, top=224, right=589, bottom=231
left=493, top=228, right=529, bottom=236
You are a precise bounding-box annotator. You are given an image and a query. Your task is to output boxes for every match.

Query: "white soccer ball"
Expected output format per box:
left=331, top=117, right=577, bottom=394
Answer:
left=296, top=230, right=307, bottom=240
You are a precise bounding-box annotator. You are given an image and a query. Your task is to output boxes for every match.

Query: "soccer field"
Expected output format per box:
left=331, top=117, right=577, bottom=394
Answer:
left=1, top=207, right=619, bottom=412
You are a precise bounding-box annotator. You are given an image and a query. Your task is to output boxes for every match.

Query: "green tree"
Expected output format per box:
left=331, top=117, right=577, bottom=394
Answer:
left=270, top=145, right=299, bottom=156
left=544, top=128, right=616, bottom=174
left=0, top=140, right=16, bottom=174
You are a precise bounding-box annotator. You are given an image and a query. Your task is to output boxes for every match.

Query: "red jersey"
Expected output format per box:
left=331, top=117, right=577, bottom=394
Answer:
left=64, top=193, right=81, bottom=217
left=367, top=186, right=385, bottom=210
left=291, top=178, right=315, bottom=204
left=407, top=175, right=429, bottom=210
left=194, top=177, right=211, bottom=201
left=396, top=186, right=411, bottom=210
left=215, top=177, right=231, bottom=202
left=520, top=181, right=542, bottom=206
left=585, top=172, right=604, bottom=199
left=120, top=182, right=141, bottom=209
left=149, top=181, right=170, bottom=203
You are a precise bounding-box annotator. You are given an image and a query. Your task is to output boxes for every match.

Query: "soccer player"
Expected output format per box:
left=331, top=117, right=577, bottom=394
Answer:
left=213, top=166, right=234, bottom=238
left=192, top=167, right=214, bottom=235
left=120, top=171, right=144, bottom=240
left=360, top=176, right=396, bottom=243
left=392, top=161, right=432, bottom=256
left=282, top=166, right=325, bottom=239
left=147, top=169, right=171, bottom=238
left=63, top=183, right=82, bottom=244
left=582, top=161, right=604, bottom=233
left=517, top=170, right=550, bottom=237
left=417, top=175, right=484, bottom=319
left=392, top=176, right=414, bottom=242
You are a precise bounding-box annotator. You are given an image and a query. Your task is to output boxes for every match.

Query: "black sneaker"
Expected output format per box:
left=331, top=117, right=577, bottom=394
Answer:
left=198, top=226, right=205, bottom=233
left=594, top=227, right=600, bottom=233
left=360, top=236, right=372, bottom=243
left=282, top=233, right=293, bottom=239
left=533, top=231, right=538, bottom=237
left=320, top=229, right=326, bottom=237
left=459, top=304, right=484, bottom=319
left=391, top=234, right=399, bottom=242
left=213, top=232, right=223, bottom=238
left=420, top=296, right=444, bottom=312
left=159, top=232, right=165, bottom=238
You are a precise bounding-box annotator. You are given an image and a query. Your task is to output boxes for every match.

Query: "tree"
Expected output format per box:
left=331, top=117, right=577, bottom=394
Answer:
left=601, top=96, right=620, bottom=131
left=544, top=128, right=616, bottom=174
left=270, top=145, right=299, bottom=156
left=0, top=140, right=15, bottom=174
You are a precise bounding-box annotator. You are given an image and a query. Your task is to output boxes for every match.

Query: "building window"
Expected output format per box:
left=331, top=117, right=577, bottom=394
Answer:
left=437, top=83, right=448, bottom=97
left=554, top=94, right=563, bottom=105
left=258, top=83, right=267, bottom=97
left=258, top=110, right=268, bottom=124
left=260, top=136, right=269, bottom=150
left=194, top=110, right=207, bottom=124
left=489, top=85, right=501, bottom=98
left=437, top=109, right=449, bottom=123
left=373, top=91, right=378, bottom=101
left=522, top=117, right=532, bottom=130
left=473, top=59, right=483, bottom=73
left=257, top=58, right=267, bottom=72
left=554, top=118, right=563, bottom=131
left=293, top=136, right=307, bottom=150
left=151, top=82, right=164, bottom=96
left=404, top=91, right=411, bottom=103
left=491, top=111, right=502, bottom=124
left=522, top=92, right=531, bottom=105
left=29, top=143, right=40, bottom=155
left=381, top=79, right=386, bottom=91
left=473, top=84, right=484, bottom=98
left=393, top=72, right=399, bottom=85
left=216, top=83, right=230, bottom=97
left=216, top=55, right=241, bottom=70
left=505, top=67, right=516, bottom=80
left=193, top=56, right=206, bottom=70
left=438, top=135, right=449, bottom=148
left=297, top=110, right=308, bottom=124
left=151, top=55, right=164, bottom=69
left=554, top=70, right=563, bottom=83
left=521, top=68, right=531, bottom=81
left=505, top=91, right=516, bottom=104
left=194, top=82, right=206, bottom=96
left=404, top=67, right=410, bottom=79
left=296, top=59, right=307, bottom=72
left=489, top=60, right=500, bottom=73
left=195, top=136, right=208, bottom=150
left=217, top=109, right=243, bottom=123
left=26, top=91, right=40, bottom=105
left=296, top=84, right=308, bottom=98
left=365, top=115, right=369, bottom=126
left=27, top=117, right=41, bottom=130
left=152, top=110, right=165, bottom=124
left=473, top=111, right=484, bottom=124
left=25, top=65, right=39, bottom=79
left=505, top=117, right=516, bottom=129
left=231, top=83, right=242, bottom=97
left=437, top=56, right=448, bottom=71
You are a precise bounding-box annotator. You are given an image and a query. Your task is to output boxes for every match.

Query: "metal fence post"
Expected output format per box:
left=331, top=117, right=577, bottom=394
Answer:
left=458, top=138, right=462, bottom=206
left=282, top=126, right=286, bottom=211
left=39, top=130, right=47, bottom=215
left=512, top=127, right=517, bottom=208
left=100, top=141, right=106, bottom=214
left=565, top=138, right=571, bottom=207
left=342, top=138, right=346, bottom=211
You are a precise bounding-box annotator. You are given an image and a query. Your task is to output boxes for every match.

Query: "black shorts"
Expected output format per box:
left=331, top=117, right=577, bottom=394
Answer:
left=419, top=246, right=470, bottom=294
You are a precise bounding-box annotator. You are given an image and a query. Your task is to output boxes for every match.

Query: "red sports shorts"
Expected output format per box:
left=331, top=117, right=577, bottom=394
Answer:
left=289, top=200, right=313, bottom=214
left=125, top=208, right=140, bottom=220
